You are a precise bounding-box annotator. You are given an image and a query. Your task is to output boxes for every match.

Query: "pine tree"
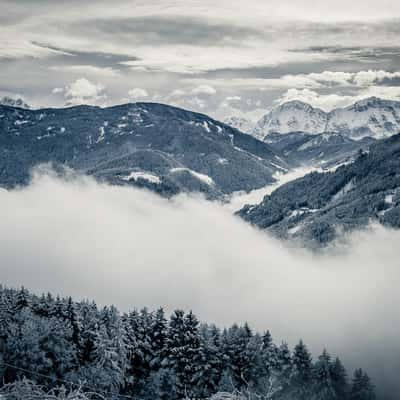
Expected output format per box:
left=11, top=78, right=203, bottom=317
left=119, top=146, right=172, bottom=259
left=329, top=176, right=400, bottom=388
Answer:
left=349, top=369, right=375, bottom=400
left=32, top=293, right=51, bottom=317
left=65, top=297, right=81, bottom=347
left=312, top=349, right=336, bottom=400
left=79, top=300, right=99, bottom=364
left=275, top=342, right=292, bottom=394
left=166, top=310, right=202, bottom=398
left=330, top=357, right=348, bottom=398
left=0, top=289, right=11, bottom=383
left=222, top=324, right=253, bottom=389
left=50, top=295, right=67, bottom=319
left=261, top=330, right=279, bottom=376
left=14, top=287, right=29, bottom=312
left=149, top=308, right=167, bottom=370
left=291, top=339, right=313, bottom=399
left=4, top=309, right=76, bottom=383
left=195, top=324, right=223, bottom=398
left=244, top=333, right=265, bottom=390
left=85, top=316, right=128, bottom=394
left=125, top=308, right=153, bottom=382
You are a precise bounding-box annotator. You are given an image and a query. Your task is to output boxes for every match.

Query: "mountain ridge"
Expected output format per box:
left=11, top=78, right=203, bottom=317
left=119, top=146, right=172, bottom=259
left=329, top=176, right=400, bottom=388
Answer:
left=233, top=97, right=400, bottom=141
left=0, top=101, right=288, bottom=198
left=239, top=133, right=400, bottom=246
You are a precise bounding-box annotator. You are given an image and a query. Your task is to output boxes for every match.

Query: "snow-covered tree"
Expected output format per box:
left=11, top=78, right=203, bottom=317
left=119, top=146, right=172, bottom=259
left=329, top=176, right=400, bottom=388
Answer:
left=349, top=369, right=375, bottom=400
left=166, top=310, right=202, bottom=398
left=195, top=324, right=223, bottom=398
left=312, top=349, right=336, bottom=400
left=149, top=308, right=168, bottom=369
left=4, top=309, right=76, bottom=383
left=291, top=339, right=313, bottom=399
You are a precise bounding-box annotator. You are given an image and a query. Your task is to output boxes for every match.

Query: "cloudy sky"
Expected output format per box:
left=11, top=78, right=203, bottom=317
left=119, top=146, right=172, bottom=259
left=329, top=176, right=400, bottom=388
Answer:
left=1, top=0, right=400, bottom=120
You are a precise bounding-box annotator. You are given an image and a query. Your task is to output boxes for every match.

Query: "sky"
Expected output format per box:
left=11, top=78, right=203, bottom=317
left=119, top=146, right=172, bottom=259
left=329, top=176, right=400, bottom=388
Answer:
left=1, top=0, right=400, bottom=120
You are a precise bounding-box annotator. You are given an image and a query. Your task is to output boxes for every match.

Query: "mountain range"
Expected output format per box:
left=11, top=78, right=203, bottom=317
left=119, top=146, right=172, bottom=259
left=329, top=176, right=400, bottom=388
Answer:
left=226, top=97, right=400, bottom=141
left=1, top=97, right=399, bottom=245
left=0, top=102, right=287, bottom=198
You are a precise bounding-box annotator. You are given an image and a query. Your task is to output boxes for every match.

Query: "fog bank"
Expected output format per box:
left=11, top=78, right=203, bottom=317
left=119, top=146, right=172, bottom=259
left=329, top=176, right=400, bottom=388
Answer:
left=0, top=170, right=399, bottom=398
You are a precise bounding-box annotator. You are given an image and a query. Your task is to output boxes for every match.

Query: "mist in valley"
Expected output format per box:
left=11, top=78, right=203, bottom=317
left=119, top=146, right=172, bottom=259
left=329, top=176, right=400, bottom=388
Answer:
left=0, top=169, right=399, bottom=398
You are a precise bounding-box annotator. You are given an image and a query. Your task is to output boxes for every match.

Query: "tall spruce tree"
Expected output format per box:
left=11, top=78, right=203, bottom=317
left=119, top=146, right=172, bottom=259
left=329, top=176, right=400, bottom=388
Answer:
left=166, top=310, right=202, bottom=398
left=291, top=339, right=313, bottom=399
left=349, top=369, right=375, bottom=400
left=330, top=357, right=348, bottom=398
left=312, top=349, right=336, bottom=400
left=149, top=308, right=167, bottom=370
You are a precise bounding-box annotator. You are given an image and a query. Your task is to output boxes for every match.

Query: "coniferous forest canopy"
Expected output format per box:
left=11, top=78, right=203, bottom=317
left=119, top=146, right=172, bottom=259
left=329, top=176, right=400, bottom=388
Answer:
left=0, top=286, right=375, bottom=400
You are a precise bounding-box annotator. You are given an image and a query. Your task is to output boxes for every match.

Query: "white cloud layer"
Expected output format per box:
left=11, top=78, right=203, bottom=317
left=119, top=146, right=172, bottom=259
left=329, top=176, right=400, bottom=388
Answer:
left=0, top=170, right=399, bottom=395
left=277, top=87, right=400, bottom=111
left=128, top=87, right=149, bottom=100
left=191, top=85, right=217, bottom=95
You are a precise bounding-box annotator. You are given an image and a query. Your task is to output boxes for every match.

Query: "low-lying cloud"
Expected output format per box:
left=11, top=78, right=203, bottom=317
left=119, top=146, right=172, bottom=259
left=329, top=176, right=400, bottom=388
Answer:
left=0, top=170, right=399, bottom=398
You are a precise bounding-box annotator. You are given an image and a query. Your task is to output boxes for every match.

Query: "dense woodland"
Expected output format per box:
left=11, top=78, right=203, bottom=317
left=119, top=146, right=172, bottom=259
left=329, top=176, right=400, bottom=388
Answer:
left=0, top=286, right=375, bottom=400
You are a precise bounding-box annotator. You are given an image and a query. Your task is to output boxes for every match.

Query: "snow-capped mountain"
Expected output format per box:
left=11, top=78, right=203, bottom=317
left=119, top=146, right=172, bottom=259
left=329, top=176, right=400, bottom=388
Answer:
left=223, top=116, right=255, bottom=135
left=327, top=97, right=400, bottom=139
left=254, top=97, right=400, bottom=140
left=0, top=102, right=288, bottom=198
left=0, top=96, right=30, bottom=109
left=253, top=100, right=327, bottom=138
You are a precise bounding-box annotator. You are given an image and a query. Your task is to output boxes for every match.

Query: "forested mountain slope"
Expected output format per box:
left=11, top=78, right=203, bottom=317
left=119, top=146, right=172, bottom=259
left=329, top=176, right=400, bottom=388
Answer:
left=239, top=134, right=400, bottom=246
left=0, top=103, right=287, bottom=198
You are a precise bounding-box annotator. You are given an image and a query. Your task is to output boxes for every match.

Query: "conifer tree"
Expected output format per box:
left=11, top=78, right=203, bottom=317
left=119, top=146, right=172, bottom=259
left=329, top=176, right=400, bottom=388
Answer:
left=261, top=330, right=279, bottom=376
left=222, top=324, right=253, bottom=389
left=275, top=342, right=292, bottom=394
left=166, top=310, right=202, bottom=398
left=195, top=324, right=223, bottom=398
left=65, top=297, right=81, bottom=347
left=14, top=287, right=29, bottom=312
left=291, top=339, right=313, bottom=399
left=330, top=357, right=348, bottom=398
left=349, top=369, right=375, bottom=400
left=149, top=308, right=168, bottom=369
left=312, top=349, right=336, bottom=400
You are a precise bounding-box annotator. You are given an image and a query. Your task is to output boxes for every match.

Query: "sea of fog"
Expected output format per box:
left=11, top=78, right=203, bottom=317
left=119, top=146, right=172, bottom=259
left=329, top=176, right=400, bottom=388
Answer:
left=0, top=169, right=399, bottom=398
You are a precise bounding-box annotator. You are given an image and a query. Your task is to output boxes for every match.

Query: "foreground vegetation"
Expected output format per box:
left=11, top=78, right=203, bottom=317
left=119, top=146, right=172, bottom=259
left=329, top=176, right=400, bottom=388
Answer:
left=0, top=286, right=375, bottom=399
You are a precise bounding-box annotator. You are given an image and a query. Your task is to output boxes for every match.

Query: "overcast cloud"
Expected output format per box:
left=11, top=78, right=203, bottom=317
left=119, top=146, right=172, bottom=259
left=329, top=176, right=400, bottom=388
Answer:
left=1, top=1, right=400, bottom=120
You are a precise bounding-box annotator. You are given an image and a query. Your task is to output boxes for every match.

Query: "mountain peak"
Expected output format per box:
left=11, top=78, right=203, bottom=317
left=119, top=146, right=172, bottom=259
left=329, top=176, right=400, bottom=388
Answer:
left=350, top=96, right=400, bottom=109
left=277, top=100, right=317, bottom=110
left=253, top=96, right=400, bottom=140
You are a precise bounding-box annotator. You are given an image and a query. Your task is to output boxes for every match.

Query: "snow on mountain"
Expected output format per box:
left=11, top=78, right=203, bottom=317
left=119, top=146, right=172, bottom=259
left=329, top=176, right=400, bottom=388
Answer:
left=0, top=102, right=288, bottom=198
left=253, top=101, right=327, bottom=138
left=223, top=116, right=255, bottom=135
left=327, top=97, right=400, bottom=139
left=0, top=96, right=30, bottom=109
left=254, top=97, right=400, bottom=140
left=239, top=133, right=400, bottom=246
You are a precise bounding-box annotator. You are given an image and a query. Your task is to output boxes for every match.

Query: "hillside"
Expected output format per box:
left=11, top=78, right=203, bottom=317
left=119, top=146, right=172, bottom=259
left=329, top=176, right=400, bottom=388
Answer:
left=0, top=102, right=288, bottom=198
left=239, top=134, right=400, bottom=246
